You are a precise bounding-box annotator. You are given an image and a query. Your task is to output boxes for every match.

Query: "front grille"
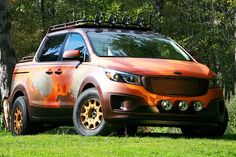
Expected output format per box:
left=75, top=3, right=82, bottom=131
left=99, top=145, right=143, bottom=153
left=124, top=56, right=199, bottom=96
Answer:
left=143, top=77, right=209, bottom=96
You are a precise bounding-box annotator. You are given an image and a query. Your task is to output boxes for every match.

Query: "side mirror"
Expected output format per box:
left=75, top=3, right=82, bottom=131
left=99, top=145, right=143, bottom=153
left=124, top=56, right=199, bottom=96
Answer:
left=63, top=50, right=82, bottom=61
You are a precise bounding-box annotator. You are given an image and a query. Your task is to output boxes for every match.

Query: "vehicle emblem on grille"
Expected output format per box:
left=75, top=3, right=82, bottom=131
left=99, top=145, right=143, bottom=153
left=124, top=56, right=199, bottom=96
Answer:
left=173, top=71, right=182, bottom=75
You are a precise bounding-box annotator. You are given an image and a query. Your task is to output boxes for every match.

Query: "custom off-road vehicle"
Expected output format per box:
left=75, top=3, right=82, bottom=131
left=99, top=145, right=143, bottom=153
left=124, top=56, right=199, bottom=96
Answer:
left=10, top=17, right=228, bottom=136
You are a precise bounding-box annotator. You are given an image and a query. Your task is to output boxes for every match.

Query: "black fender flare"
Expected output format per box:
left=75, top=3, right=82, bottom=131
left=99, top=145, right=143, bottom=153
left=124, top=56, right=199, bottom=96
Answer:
left=10, top=85, right=33, bottom=120
left=78, top=76, right=102, bottom=97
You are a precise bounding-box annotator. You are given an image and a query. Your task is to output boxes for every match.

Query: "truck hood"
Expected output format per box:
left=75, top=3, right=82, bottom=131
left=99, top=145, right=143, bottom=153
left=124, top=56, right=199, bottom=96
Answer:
left=98, top=57, right=216, bottom=79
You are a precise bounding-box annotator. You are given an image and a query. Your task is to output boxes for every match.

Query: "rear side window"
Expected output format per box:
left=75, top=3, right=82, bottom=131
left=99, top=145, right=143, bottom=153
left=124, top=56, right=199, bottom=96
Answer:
left=39, top=35, right=66, bottom=62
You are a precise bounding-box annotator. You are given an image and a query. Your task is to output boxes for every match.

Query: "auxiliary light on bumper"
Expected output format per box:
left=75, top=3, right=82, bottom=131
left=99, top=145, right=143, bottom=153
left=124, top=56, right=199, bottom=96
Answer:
left=161, top=100, right=173, bottom=111
left=178, top=101, right=188, bottom=111
left=193, top=101, right=203, bottom=112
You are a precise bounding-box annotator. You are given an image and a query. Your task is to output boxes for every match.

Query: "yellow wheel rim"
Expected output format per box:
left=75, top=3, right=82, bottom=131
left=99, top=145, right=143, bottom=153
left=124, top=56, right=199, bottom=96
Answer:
left=80, top=98, right=103, bottom=130
left=14, top=106, right=23, bottom=134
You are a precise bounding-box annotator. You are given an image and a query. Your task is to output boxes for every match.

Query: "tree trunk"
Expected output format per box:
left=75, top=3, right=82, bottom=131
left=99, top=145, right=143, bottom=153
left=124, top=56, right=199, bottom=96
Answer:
left=235, top=11, right=236, bottom=81
left=39, top=0, right=46, bottom=33
left=0, top=0, right=16, bottom=130
left=152, top=0, right=164, bottom=31
left=154, top=0, right=164, bottom=16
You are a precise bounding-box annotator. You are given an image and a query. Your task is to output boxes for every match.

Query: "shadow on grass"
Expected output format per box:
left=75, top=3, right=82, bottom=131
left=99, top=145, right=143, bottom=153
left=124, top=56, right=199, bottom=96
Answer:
left=41, top=126, right=236, bottom=140
left=44, top=126, right=77, bottom=135
left=221, top=134, right=236, bottom=140
left=136, top=132, right=184, bottom=139
left=136, top=132, right=236, bottom=140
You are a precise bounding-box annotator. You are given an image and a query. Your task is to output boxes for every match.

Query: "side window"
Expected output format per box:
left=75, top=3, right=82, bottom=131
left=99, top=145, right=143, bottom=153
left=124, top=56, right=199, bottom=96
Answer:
left=64, top=34, right=88, bottom=60
left=39, top=35, right=66, bottom=62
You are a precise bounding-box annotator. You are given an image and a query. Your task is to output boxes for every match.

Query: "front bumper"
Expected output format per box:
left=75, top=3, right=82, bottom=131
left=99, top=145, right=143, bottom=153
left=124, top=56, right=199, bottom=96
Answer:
left=97, top=74, right=225, bottom=127
left=100, top=91, right=225, bottom=128
left=105, top=111, right=224, bottom=128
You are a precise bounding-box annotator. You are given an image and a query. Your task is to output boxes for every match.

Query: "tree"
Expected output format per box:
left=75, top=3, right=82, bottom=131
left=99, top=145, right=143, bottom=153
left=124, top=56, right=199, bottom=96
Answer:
left=159, top=0, right=236, bottom=100
left=0, top=0, right=16, bottom=130
left=39, top=0, right=46, bottom=33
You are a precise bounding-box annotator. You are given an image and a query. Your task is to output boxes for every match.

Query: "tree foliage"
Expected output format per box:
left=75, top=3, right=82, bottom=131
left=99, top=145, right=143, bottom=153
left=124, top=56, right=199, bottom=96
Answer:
left=9, top=0, right=236, bottom=99
left=160, top=0, right=236, bottom=100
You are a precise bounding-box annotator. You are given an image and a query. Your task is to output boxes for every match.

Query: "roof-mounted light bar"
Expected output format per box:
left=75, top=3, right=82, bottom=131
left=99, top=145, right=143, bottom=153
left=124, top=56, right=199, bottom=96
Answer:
left=109, top=15, right=118, bottom=25
left=123, top=16, right=132, bottom=25
left=136, top=17, right=144, bottom=26
left=47, top=13, right=153, bottom=33
left=95, top=13, right=103, bottom=25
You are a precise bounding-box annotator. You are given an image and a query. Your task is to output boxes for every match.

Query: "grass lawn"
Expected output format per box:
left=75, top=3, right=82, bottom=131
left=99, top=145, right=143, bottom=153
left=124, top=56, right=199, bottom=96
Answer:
left=0, top=131, right=236, bottom=157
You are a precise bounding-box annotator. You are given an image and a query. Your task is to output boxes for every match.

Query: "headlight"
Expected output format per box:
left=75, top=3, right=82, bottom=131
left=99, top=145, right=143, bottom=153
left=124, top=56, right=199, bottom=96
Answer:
left=104, top=69, right=142, bottom=85
left=209, top=77, right=220, bottom=88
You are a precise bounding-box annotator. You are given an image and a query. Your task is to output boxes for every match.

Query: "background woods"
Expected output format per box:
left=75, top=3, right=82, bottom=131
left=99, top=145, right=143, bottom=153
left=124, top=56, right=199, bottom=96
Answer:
left=0, top=0, right=235, bottom=130
left=10, top=0, right=236, bottom=99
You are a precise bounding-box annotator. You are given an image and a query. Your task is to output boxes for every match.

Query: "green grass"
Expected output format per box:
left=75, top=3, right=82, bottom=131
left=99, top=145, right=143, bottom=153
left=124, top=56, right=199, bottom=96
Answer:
left=1, top=131, right=236, bottom=157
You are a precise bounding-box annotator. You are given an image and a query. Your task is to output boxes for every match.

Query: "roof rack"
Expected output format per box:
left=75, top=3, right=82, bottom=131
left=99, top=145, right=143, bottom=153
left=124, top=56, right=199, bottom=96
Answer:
left=19, top=56, right=34, bottom=63
left=47, top=20, right=93, bottom=33
left=47, top=15, right=152, bottom=33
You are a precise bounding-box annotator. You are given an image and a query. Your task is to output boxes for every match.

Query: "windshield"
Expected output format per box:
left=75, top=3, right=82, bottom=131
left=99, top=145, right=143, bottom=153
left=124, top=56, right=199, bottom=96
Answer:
left=87, top=31, right=192, bottom=61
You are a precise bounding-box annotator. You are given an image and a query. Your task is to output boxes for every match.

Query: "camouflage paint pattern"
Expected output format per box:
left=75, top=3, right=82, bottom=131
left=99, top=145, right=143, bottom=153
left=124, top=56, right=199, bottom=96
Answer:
left=10, top=28, right=223, bottom=122
left=11, top=57, right=222, bottom=111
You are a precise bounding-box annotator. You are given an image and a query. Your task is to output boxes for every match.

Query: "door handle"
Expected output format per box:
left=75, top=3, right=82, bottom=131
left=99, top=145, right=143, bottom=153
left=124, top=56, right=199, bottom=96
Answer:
left=54, top=69, right=62, bottom=75
left=46, top=70, right=53, bottom=75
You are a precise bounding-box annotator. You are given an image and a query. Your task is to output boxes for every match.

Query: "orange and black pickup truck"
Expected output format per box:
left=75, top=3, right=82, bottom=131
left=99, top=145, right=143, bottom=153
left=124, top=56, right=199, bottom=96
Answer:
left=10, top=19, right=228, bottom=137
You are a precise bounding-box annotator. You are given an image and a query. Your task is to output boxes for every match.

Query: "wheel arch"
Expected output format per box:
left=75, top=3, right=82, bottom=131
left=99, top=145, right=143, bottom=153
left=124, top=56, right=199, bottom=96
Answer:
left=81, top=83, right=96, bottom=93
left=78, top=76, right=102, bottom=97
left=10, top=85, right=29, bottom=110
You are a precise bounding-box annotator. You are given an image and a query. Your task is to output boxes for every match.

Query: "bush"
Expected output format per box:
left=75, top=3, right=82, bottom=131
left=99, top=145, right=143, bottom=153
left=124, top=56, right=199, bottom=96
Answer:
left=226, top=97, right=236, bottom=134
left=138, top=127, right=181, bottom=134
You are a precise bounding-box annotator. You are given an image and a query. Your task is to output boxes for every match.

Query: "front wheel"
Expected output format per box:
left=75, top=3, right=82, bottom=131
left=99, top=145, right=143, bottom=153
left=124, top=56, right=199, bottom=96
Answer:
left=73, top=88, right=109, bottom=136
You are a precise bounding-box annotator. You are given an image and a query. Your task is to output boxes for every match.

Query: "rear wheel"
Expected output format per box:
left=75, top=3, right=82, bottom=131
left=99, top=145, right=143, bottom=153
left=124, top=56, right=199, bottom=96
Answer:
left=181, top=107, right=228, bottom=138
left=73, top=88, right=109, bottom=136
left=10, top=96, right=30, bottom=136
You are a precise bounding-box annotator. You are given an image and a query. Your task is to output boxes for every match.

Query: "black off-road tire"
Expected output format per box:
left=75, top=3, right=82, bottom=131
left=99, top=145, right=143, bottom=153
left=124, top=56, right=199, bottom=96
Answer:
left=181, top=107, right=228, bottom=138
left=10, top=96, right=30, bottom=136
left=73, top=88, right=109, bottom=136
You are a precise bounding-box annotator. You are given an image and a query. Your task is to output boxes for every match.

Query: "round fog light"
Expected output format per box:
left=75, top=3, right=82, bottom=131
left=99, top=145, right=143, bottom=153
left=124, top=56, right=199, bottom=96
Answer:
left=178, top=101, right=188, bottom=111
left=193, top=101, right=203, bottom=111
left=161, top=100, right=173, bottom=111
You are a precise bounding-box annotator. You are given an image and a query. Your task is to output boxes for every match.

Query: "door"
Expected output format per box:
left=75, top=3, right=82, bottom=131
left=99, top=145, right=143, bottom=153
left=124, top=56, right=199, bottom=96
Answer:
left=29, top=34, right=67, bottom=109
left=28, top=33, right=89, bottom=119
left=57, top=33, right=89, bottom=107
